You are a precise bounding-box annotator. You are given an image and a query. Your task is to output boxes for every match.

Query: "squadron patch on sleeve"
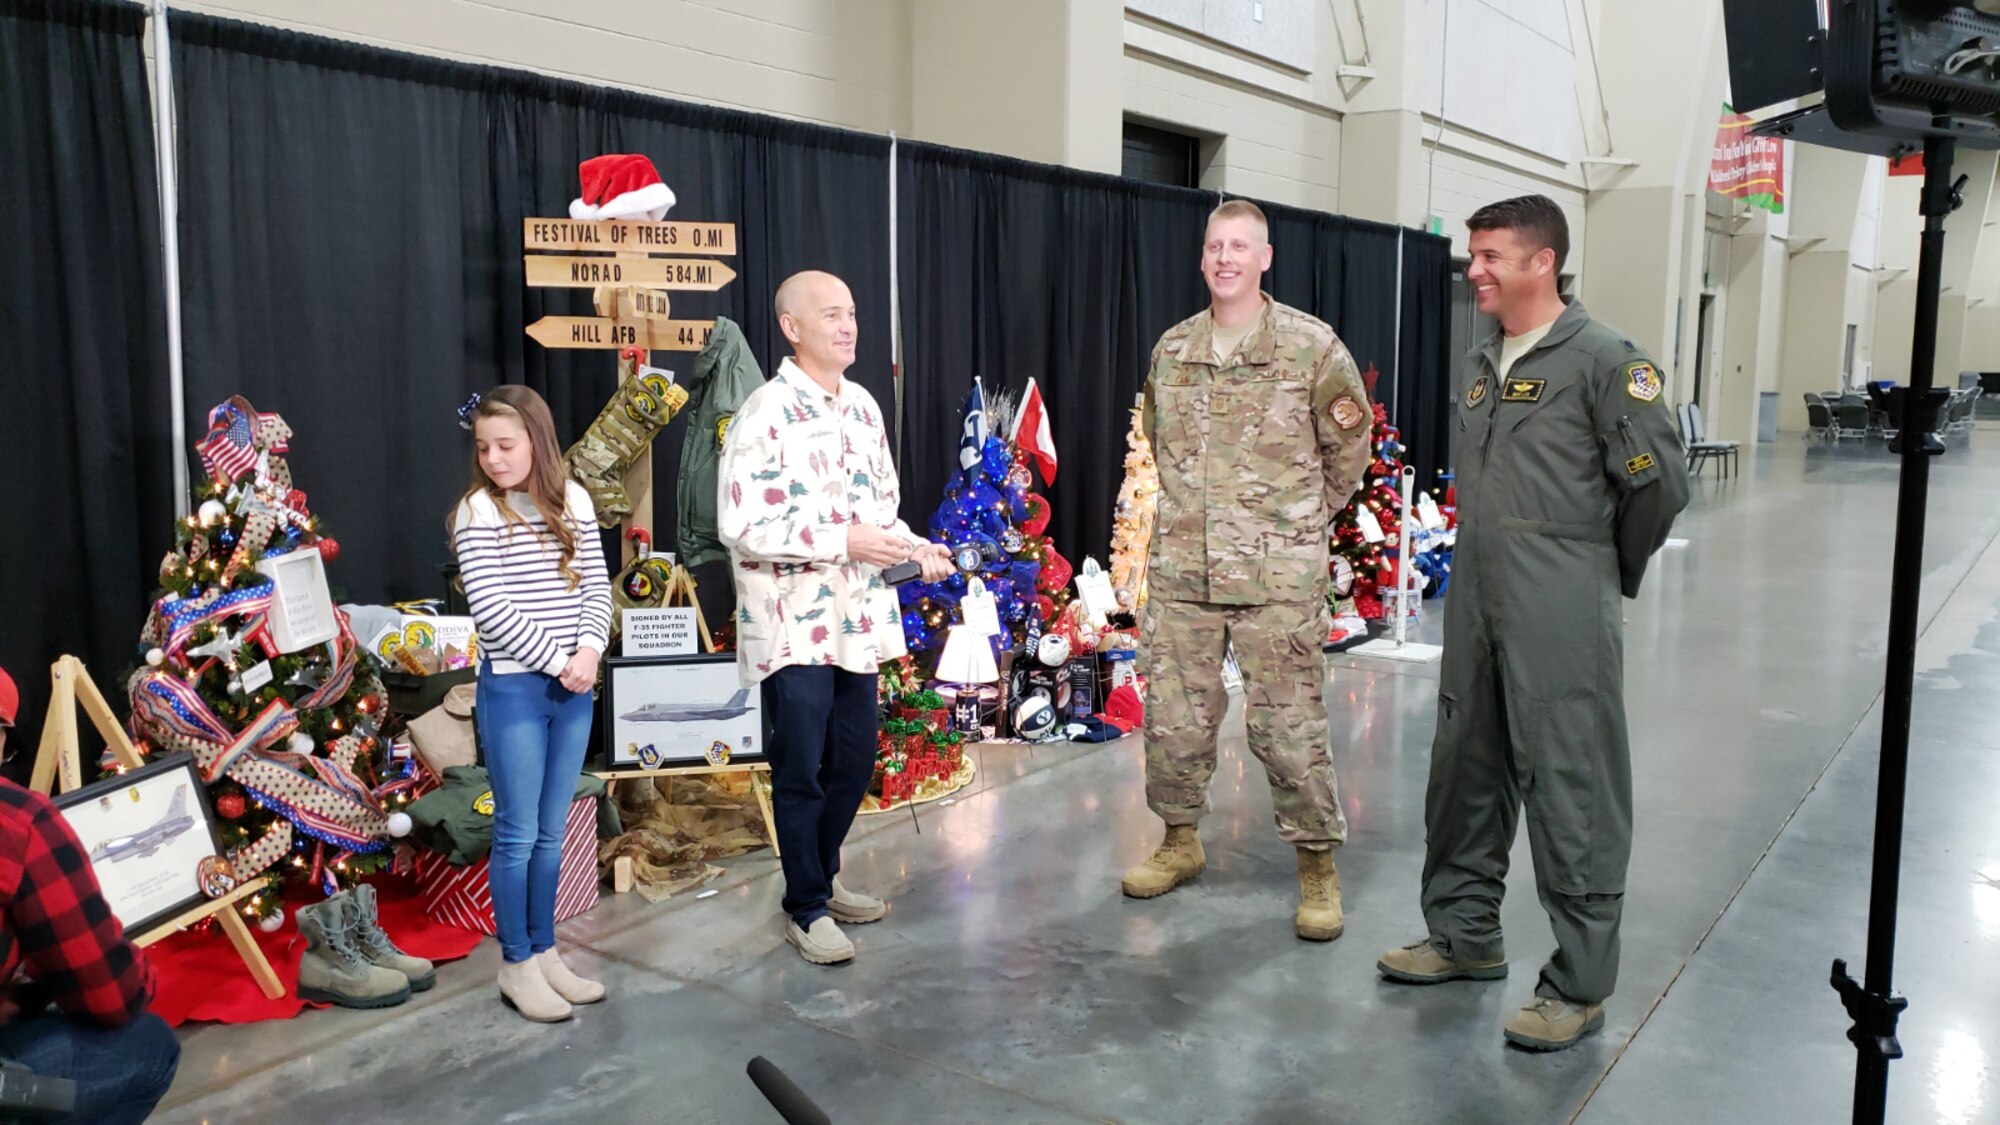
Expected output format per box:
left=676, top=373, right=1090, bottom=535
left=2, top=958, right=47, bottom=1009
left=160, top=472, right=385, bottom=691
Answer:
left=1625, top=362, right=1662, bottom=402
left=1331, top=396, right=1366, bottom=430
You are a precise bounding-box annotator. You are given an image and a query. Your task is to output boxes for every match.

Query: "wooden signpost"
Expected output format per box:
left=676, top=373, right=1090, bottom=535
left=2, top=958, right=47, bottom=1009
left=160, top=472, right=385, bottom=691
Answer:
left=33, top=656, right=284, bottom=1000
left=521, top=208, right=737, bottom=565
left=526, top=201, right=771, bottom=888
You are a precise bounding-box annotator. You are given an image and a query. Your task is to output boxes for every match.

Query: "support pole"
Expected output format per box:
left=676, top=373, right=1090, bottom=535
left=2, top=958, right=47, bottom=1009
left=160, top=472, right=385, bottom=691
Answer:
left=1832, top=131, right=1960, bottom=1125
left=151, top=0, right=190, bottom=516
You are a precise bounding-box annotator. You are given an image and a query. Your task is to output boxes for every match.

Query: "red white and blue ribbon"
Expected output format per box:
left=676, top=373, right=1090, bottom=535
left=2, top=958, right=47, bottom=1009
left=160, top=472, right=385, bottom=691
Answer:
left=162, top=582, right=273, bottom=656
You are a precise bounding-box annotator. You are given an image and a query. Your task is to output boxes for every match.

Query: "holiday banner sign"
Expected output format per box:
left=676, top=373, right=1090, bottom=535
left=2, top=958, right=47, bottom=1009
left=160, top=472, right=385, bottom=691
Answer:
left=522, top=218, right=737, bottom=255
left=525, top=317, right=716, bottom=351
left=523, top=256, right=738, bottom=291
left=1709, top=105, right=1785, bottom=214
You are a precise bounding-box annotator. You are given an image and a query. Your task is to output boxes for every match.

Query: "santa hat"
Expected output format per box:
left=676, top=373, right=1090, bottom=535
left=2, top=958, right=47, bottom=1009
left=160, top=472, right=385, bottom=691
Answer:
left=570, top=154, right=675, bottom=222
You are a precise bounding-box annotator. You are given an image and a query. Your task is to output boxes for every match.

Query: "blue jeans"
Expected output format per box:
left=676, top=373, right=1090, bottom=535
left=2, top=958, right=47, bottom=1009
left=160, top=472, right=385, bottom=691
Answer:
left=476, top=666, right=593, bottom=963
left=761, top=666, right=878, bottom=928
left=0, top=1012, right=179, bottom=1124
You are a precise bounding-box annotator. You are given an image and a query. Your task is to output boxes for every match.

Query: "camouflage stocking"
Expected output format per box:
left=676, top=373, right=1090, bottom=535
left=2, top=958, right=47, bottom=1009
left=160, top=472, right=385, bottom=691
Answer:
left=565, top=365, right=690, bottom=526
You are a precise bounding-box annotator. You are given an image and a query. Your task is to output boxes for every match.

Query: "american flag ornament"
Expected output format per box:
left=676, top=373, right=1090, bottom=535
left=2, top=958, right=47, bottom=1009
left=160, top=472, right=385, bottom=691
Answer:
left=197, top=403, right=259, bottom=485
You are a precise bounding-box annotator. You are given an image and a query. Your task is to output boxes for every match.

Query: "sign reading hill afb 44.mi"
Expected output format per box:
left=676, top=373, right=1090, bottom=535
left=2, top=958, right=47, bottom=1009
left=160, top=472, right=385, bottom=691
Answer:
left=522, top=217, right=738, bottom=351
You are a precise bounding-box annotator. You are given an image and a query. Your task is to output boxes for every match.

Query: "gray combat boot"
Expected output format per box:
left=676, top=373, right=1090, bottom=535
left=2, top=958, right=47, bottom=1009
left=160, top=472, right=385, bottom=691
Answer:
left=350, top=883, right=436, bottom=992
left=296, top=894, right=412, bottom=1010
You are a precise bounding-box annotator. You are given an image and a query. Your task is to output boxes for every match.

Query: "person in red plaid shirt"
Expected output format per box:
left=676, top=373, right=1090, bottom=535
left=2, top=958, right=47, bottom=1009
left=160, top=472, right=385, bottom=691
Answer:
left=0, top=668, right=180, bottom=1123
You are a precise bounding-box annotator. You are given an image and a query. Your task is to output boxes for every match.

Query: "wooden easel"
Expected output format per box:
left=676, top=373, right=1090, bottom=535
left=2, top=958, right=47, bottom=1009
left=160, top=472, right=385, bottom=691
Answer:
left=33, top=656, right=284, bottom=1000
left=655, top=561, right=715, bottom=652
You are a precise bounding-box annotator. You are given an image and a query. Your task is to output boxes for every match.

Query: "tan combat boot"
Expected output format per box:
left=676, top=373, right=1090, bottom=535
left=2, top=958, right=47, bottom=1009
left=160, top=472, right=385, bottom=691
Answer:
left=1503, top=996, right=1605, bottom=1051
left=1376, top=938, right=1508, bottom=984
left=1294, top=848, right=1344, bottom=941
left=295, top=895, right=412, bottom=1010
left=1121, top=824, right=1205, bottom=899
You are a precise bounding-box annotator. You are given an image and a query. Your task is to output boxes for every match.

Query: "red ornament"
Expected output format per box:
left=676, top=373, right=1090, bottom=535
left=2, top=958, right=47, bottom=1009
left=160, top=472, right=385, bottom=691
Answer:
left=316, top=537, right=341, bottom=563
left=216, top=793, right=247, bottom=820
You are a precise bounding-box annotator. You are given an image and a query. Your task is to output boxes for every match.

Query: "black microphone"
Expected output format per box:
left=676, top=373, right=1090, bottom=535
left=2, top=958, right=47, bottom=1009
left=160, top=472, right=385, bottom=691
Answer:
left=746, top=1056, right=830, bottom=1125
left=0, top=1060, right=76, bottom=1117
left=881, top=559, right=923, bottom=586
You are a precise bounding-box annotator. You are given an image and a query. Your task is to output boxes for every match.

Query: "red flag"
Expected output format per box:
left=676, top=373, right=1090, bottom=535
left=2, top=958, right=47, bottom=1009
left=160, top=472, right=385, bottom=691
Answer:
left=1011, top=378, right=1058, bottom=484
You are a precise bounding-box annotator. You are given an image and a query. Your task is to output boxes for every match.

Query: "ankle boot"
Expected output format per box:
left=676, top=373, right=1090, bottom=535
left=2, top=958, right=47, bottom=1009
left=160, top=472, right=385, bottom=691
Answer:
left=1121, top=823, right=1205, bottom=899
left=1295, top=847, right=1344, bottom=941
left=296, top=894, right=412, bottom=1010
left=535, top=947, right=605, bottom=1005
left=349, top=883, right=436, bottom=991
left=497, top=958, right=572, bottom=1023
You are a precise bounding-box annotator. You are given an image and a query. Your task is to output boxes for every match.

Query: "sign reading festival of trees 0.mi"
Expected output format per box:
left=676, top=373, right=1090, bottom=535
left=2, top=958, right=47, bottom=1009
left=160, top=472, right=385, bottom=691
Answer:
left=522, top=217, right=738, bottom=351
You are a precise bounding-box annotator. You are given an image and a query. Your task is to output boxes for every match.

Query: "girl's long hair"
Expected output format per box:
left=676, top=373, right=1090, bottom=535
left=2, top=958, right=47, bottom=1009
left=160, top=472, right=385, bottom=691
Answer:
left=453, top=385, right=580, bottom=588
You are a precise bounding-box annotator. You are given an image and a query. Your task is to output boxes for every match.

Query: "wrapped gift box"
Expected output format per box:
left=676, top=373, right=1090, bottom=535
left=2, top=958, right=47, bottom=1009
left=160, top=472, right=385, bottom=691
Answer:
left=412, top=796, right=598, bottom=935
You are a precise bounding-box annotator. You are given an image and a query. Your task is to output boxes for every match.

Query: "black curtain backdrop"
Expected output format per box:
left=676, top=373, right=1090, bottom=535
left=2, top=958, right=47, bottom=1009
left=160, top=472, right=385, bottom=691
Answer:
left=895, top=142, right=1209, bottom=558
left=1397, top=231, right=1453, bottom=493
left=0, top=0, right=173, bottom=756
left=168, top=12, right=892, bottom=612
left=1, top=6, right=1455, bottom=713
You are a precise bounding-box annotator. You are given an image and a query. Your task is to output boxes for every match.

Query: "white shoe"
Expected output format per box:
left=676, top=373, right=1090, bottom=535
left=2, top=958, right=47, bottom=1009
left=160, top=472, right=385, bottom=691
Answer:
left=828, top=877, right=886, bottom=924
left=785, top=916, right=855, bottom=964
left=497, top=958, right=572, bottom=1023
left=535, top=947, right=605, bottom=1005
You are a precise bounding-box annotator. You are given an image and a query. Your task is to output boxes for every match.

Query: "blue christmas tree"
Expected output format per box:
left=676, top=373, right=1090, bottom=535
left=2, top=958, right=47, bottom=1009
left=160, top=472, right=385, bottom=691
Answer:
left=899, top=380, right=1041, bottom=669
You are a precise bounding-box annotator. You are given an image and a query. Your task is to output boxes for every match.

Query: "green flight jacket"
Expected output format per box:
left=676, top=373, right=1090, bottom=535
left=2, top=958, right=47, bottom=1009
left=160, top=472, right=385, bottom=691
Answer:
left=1456, top=300, right=1690, bottom=599
left=675, top=317, right=768, bottom=568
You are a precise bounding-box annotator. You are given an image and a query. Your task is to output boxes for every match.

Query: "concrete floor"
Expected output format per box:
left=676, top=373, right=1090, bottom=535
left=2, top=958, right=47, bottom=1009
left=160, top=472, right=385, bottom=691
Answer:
left=159, top=429, right=2000, bottom=1125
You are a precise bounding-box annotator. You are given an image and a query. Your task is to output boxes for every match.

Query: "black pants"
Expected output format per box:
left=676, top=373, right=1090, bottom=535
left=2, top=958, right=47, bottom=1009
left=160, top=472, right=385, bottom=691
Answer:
left=761, top=665, right=879, bottom=927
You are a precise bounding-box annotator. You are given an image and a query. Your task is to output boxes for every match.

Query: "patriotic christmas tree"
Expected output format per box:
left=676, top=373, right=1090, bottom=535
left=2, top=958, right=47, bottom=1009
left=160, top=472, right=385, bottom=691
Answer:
left=126, top=396, right=411, bottom=923
left=895, top=380, right=1044, bottom=671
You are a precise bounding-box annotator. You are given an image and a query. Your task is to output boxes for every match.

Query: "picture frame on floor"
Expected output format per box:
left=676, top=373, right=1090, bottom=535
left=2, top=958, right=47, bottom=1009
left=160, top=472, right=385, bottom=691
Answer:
left=52, top=752, right=228, bottom=935
left=602, top=653, right=769, bottom=770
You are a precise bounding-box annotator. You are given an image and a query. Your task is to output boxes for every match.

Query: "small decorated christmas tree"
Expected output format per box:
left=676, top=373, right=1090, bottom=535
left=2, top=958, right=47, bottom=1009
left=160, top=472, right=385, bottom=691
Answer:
left=1107, top=397, right=1159, bottom=613
left=126, top=397, right=411, bottom=921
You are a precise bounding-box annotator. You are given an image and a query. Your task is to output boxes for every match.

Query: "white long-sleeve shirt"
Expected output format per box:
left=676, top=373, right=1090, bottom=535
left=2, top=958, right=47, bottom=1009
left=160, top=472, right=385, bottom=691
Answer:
left=718, top=358, right=925, bottom=686
left=452, top=481, right=612, bottom=677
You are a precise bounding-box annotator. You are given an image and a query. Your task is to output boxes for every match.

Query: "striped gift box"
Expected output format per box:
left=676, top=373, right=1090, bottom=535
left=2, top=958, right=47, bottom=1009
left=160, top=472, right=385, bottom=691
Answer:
left=413, top=796, right=600, bottom=935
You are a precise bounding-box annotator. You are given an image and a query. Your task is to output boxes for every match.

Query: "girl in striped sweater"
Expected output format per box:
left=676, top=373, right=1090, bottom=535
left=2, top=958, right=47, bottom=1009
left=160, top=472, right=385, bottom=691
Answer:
left=452, top=385, right=612, bottom=1023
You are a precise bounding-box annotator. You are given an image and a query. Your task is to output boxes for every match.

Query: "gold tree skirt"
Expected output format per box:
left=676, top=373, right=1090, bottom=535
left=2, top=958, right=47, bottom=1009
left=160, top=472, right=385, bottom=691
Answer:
left=858, top=756, right=977, bottom=816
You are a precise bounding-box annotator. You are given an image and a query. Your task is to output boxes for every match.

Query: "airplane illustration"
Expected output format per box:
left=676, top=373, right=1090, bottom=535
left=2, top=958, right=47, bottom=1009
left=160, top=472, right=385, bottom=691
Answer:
left=91, top=785, right=196, bottom=863
left=621, top=688, right=753, bottom=724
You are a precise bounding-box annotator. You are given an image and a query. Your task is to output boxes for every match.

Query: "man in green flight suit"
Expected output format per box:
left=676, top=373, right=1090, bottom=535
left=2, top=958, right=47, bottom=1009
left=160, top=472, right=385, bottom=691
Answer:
left=1122, top=199, right=1374, bottom=942
left=1377, top=195, right=1690, bottom=1051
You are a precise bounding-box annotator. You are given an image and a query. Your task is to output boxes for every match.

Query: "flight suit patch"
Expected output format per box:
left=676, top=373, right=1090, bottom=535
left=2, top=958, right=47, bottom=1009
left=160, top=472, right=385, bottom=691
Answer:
left=1500, top=378, right=1545, bottom=403
left=1626, top=452, right=1656, bottom=474
left=1331, top=395, right=1366, bottom=429
left=1625, top=362, right=1662, bottom=402
left=1466, top=375, right=1488, bottom=406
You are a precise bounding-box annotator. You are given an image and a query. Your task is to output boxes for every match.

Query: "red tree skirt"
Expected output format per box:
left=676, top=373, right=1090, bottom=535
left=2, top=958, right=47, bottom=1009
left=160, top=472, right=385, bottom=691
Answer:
left=147, top=874, right=484, bottom=1027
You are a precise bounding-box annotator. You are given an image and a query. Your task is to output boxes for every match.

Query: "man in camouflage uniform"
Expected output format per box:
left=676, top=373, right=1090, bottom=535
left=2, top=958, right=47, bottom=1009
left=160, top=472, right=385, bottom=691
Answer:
left=1122, top=200, right=1374, bottom=942
left=1376, top=195, right=1689, bottom=1052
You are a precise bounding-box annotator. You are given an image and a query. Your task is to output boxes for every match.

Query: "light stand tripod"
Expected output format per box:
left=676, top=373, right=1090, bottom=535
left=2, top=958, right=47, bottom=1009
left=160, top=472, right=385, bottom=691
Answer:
left=1827, top=131, right=1966, bottom=1125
